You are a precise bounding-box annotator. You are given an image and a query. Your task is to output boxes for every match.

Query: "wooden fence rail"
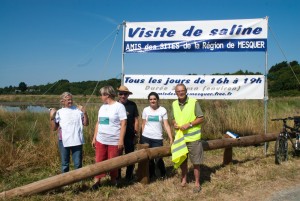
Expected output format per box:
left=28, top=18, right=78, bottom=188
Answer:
left=0, top=132, right=277, bottom=199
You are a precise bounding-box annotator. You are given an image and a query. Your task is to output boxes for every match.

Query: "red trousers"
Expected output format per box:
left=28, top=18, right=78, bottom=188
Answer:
left=94, top=141, right=119, bottom=180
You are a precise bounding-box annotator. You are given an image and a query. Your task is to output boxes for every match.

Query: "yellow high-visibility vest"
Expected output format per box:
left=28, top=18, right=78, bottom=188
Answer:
left=171, top=130, right=188, bottom=169
left=172, top=98, right=201, bottom=142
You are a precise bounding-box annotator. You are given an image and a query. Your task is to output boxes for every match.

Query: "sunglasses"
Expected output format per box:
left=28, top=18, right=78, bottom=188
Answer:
left=118, top=92, right=128, bottom=96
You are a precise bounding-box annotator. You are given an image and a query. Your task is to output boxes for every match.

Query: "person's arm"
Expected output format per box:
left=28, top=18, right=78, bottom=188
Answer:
left=180, top=117, right=204, bottom=131
left=92, top=121, right=99, bottom=149
left=134, top=103, right=140, bottom=138
left=134, top=116, right=139, bottom=133
left=133, top=116, right=140, bottom=144
left=78, top=105, right=89, bottom=126
left=49, top=108, right=59, bottom=131
left=173, top=119, right=180, bottom=130
left=163, top=119, right=173, bottom=145
left=141, top=119, right=146, bottom=134
left=171, top=107, right=180, bottom=130
left=190, top=101, right=204, bottom=127
left=190, top=116, right=204, bottom=127
left=83, top=112, right=89, bottom=126
left=118, top=119, right=127, bottom=149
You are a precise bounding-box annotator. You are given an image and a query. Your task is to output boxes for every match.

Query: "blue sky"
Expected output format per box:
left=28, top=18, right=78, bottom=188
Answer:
left=0, top=0, right=299, bottom=88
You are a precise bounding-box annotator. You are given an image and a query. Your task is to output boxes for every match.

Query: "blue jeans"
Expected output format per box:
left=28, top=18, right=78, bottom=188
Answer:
left=58, top=140, right=83, bottom=173
left=141, top=136, right=166, bottom=178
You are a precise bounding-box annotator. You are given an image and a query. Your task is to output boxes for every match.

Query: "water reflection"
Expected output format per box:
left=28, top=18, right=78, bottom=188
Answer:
left=0, top=105, right=52, bottom=113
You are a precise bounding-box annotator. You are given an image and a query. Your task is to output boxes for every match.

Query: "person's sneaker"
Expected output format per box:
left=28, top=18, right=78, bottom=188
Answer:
left=90, top=182, right=100, bottom=191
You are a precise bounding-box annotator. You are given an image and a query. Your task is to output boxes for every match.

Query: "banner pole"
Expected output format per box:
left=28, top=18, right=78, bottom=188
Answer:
left=264, top=16, right=269, bottom=155
left=121, top=21, right=126, bottom=85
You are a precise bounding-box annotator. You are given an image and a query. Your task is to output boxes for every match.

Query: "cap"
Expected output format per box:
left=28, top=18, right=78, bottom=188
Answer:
left=117, top=85, right=133, bottom=95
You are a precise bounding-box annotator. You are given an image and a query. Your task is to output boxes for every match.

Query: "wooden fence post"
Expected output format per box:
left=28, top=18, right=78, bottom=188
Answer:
left=223, top=134, right=233, bottom=165
left=136, top=144, right=150, bottom=184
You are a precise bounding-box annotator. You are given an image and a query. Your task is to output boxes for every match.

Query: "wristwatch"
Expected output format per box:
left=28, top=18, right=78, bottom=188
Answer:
left=189, top=122, right=193, bottom=128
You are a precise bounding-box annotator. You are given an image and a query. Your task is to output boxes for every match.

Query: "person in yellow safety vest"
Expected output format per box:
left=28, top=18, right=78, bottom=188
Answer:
left=171, top=83, right=204, bottom=193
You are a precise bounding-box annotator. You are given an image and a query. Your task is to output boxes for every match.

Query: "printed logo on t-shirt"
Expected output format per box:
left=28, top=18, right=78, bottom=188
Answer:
left=148, top=115, right=159, bottom=122
left=99, top=117, right=109, bottom=125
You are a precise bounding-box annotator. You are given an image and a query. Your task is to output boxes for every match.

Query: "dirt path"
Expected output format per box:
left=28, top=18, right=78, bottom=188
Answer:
left=240, top=173, right=300, bottom=201
left=267, top=183, right=300, bottom=201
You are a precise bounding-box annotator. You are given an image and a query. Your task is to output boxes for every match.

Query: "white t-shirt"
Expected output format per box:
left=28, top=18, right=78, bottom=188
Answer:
left=142, top=106, right=168, bottom=140
left=96, top=102, right=127, bottom=145
left=55, top=106, right=84, bottom=147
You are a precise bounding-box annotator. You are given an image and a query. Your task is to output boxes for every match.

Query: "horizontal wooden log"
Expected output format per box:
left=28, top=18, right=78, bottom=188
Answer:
left=0, top=148, right=150, bottom=199
left=0, top=132, right=278, bottom=199
left=201, top=132, right=278, bottom=151
left=146, top=133, right=278, bottom=159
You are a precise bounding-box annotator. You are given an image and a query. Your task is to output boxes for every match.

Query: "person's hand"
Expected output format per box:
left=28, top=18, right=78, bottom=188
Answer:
left=133, top=133, right=139, bottom=145
left=77, top=105, right=86, bottom=113
left=49, top=108, right=57, bottom=120
left=169, top=138, right=174, bottom=145
left=92, top=138, right=96, bottom=149
left=118, top=140, right=124, bottom=150
left=174, top=122, right=180, bottom=130
left=180, top=123, right=190, bottom=131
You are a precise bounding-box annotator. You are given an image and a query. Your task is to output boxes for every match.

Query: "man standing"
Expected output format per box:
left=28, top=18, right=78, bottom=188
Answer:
left=171, top=84, right=204, bottom=193
left=117, top=85, right=139, bottom=181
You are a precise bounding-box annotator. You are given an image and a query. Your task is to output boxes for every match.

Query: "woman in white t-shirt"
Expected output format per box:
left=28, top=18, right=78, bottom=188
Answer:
left=141, top=92, right=173, bottom=179
left=49, top=92, right=89, bottom=173
left=91, top=86, right=127, bottom=190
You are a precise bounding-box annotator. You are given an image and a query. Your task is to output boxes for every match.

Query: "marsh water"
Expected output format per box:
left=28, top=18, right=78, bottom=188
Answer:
left=0, top=102, right=102, bottom=112
left=0, top=102, right=59, bottom=112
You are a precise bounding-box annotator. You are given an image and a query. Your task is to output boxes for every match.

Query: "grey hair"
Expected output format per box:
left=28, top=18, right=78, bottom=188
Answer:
left=60, top=92, right=73, bottom=100
left=100, top=86, right=116, bottom=99
left=175, top=83, right=187, bottom=91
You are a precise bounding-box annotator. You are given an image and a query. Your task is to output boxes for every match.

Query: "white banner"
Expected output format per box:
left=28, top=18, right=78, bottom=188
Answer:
left=124, top=75, right=265, bottom=100
left=124, top=18, right=268, bottom=53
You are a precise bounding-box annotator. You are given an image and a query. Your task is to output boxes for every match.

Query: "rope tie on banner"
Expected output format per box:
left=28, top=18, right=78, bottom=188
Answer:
left=85, top=23, right=122, bottom=107
left=268, top=25, right=300, bottom=85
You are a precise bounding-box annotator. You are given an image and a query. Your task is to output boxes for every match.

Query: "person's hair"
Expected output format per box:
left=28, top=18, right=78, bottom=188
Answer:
left=60, top=92, right=72, bottom=100
left=99, top=86, right=116, bottom=99
left=148, top=91, right=159, bottom=100
left=175, top=83, right=187, bottom=92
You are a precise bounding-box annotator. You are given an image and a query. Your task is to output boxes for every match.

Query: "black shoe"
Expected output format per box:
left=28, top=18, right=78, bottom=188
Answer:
left=125, top=175, right=134, bottom=183
left=114, top=180, right=119, bottom=187
left=91, top=182, right=100, bottom=191
left=110, top=180, right=119, bottom=188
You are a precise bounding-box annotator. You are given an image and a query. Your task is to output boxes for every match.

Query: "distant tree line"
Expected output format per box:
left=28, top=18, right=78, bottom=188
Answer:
left=0, top=61, right=299, bottom=97
left=267, top=61, right=300, bottom=97
left=0, top=78, right=121, bottom=96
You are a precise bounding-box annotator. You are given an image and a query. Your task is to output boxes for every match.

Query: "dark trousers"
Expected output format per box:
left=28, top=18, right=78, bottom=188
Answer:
left=118, top=136, right=135, bottom=180
left=141, top=136, right=166, bottom=178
